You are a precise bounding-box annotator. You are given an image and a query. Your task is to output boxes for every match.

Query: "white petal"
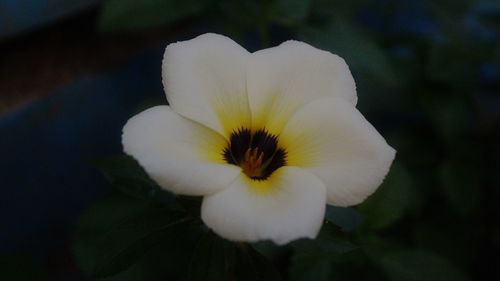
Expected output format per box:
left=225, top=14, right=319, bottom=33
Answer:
left=280, top=98, right=396, bottom=206
left=122, top=106, right=241, bottom=196
left=162, top=33, right=251, bottom=136
left=201, top=167, right=326, bottom=245
left=247, top=40, right=357, bottom=134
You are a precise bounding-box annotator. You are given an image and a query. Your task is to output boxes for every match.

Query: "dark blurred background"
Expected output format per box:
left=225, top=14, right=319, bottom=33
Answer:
left=1, top=0, right=499, bottom=280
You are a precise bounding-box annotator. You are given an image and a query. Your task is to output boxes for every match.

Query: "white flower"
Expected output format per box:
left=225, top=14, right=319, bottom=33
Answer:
left=122, top=33, right=395, bottom=245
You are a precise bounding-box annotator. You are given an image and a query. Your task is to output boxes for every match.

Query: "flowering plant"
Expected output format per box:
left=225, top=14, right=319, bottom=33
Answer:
left=122, top=33, right=395, bottom=245
left=74, top=33, right=399, bottom=280
left=66, top=0, right=494, bottom=279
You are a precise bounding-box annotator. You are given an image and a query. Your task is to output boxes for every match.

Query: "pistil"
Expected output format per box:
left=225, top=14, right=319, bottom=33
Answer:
left=241, top=148, right=265, bottom=178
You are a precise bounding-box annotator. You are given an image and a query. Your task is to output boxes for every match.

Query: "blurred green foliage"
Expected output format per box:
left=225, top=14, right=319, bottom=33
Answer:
left=0, top=253, right=48, bottom=281
left=71, top=0, right=500, bottom=280
left=98, top=0, right=208, bottom=32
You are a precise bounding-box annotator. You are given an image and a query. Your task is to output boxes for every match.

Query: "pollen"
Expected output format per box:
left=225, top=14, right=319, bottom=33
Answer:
left=223, top=128, right=287, bottom=180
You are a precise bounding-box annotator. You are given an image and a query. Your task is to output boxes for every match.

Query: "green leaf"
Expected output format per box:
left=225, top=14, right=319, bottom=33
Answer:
left=412, top=222, right=476, bottom=269
left=187, top=231, right=228, bottom=281
left=214, top=1, right=261, bottom=32
left=290, top=257, right=331, bottom=281
left=376, top=250, right=469, bottom=281
left=94, top=155, right=178, bottom=205
left=422, top=94, right=470, bottom=143
left=270, top=0, right=312, bottom=25
left=310, top=0, right=368, bottom=19
left=188, top=231, right=283, bottom=281
left=234, top=244, right=284, bottom=281
left=439, top=161, right=481, bottom=217
left=99, top=222, right=204, bottom=281
left=298, top=19, right=397, bottom=85
left=425, top=39, right=490, bottom=88
left=292, top=236, right=358, bottom=259
left=0, top=253, right=48, bottom=281
left=73, top=194, right=281, bottom=280
left=98, top=0, right=207, bottom=32
left=325, top=206, right=363, bottom=232
left=251, top=240, right=280, bottom=260
left=358, top=163, right=414, bottom=229
left=290, top=234, right=358, bottom=281
left=72, top=193, right=192, bottom=278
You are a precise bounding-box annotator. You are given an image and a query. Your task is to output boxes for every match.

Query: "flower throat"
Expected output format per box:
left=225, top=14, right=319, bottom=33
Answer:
left=223, top=128, right=287, bottom=180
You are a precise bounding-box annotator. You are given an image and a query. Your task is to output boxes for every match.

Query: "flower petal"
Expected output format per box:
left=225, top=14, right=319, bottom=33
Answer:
left=162, top=33, right=251, bottom=136
left=201, top=167, right=326, bottom=245
left=247, top=40, right=357, bottom=134
left=280, top=98, right=396, bottom=207
left=122, top=106, right=241, bottom=196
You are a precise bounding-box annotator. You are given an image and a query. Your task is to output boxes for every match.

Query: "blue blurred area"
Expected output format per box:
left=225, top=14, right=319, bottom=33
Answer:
left=465, top=1, right=500, bottom=41
left=0, top=0, right=100, bottom=39
left=358, top=0, right=442, bottom=40
left=0, top=49, right=163, bottom=260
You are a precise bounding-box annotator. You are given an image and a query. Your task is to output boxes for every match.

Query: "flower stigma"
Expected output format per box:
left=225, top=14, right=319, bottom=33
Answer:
left=223, top=128, right=287, bottom=180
